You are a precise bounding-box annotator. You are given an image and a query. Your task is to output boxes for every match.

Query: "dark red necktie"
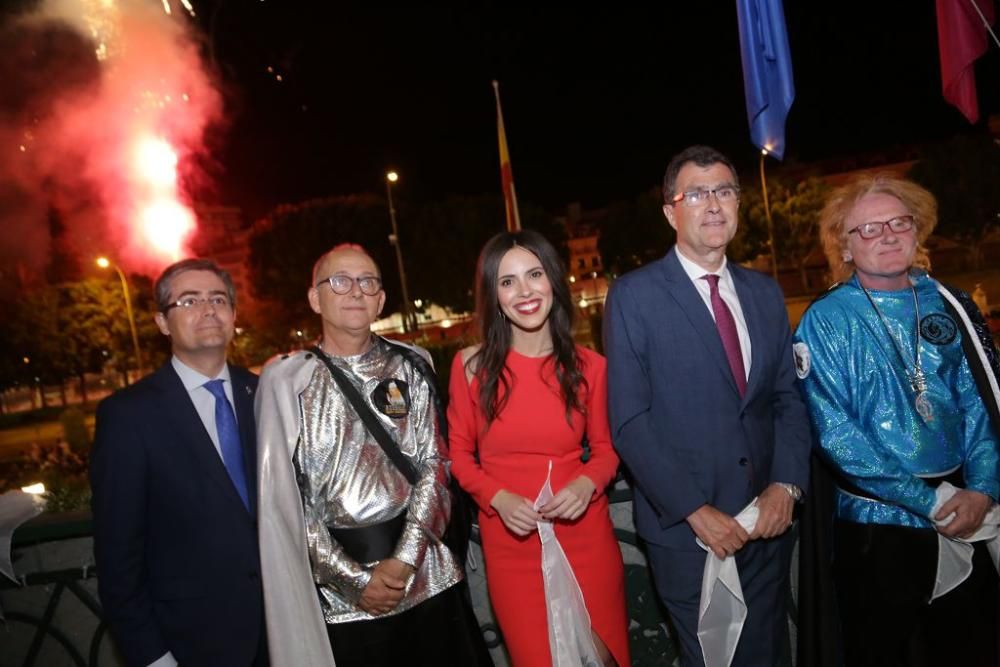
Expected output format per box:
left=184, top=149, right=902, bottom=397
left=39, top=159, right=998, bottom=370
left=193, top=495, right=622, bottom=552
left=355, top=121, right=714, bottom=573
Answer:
left=702, top=274, right=747, bottom=397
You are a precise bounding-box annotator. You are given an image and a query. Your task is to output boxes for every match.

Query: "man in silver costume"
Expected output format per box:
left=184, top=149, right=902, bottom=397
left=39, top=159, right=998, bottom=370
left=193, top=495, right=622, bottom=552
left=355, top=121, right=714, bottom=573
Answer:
left=794, top=175, right=999, bottom=666
left=255, top=244, right=490, bottom=666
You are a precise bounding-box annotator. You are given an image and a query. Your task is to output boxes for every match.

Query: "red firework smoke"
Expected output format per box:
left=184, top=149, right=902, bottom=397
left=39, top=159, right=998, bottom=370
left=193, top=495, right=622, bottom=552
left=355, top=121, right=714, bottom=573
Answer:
left=1, top=0, right=221, bottom=279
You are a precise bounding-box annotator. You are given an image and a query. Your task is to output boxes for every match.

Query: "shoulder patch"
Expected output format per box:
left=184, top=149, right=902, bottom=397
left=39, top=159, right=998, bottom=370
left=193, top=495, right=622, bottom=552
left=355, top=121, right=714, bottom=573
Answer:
left=793, top=342, right=811, bottom=379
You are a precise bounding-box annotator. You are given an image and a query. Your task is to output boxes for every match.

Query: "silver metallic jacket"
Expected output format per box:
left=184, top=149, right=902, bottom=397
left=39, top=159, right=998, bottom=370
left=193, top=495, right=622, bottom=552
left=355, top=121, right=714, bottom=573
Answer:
left=295, top=337, right=462, bottom=622
left=255, top=337, right=462, bottom=665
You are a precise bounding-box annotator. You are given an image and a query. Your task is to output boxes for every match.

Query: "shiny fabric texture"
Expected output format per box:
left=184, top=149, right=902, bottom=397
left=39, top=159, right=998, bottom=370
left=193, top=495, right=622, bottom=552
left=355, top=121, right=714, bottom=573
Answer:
left=255, top=337, right=461, bottom=667
left=295, top=338, right=462, bottom=623
left=794, top=272, right=1000, bottom=527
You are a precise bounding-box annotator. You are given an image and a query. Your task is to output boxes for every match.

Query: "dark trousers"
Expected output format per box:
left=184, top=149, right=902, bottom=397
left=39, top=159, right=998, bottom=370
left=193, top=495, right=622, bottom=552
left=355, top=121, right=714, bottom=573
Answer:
left=834, top=520, right=999, bottom=667
left=647, top=532, right=795, bottom=667
left=326, top=582, right=493, bottom=667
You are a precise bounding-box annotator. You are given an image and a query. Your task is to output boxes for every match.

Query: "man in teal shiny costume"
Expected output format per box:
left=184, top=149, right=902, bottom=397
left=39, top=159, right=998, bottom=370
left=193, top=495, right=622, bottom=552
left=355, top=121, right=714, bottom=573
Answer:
left=795, top=175, right=999, bottom=666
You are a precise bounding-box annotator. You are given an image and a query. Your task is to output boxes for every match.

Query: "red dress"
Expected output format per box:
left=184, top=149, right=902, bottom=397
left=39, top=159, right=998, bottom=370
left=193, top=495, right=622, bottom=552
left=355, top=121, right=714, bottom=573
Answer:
left=447, top=346, right=629, bottom=667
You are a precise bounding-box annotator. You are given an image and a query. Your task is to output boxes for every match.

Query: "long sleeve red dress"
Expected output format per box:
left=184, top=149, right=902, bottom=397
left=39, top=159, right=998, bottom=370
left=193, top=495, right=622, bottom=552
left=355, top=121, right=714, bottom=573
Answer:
left=447, top=345, right=629, bottom=666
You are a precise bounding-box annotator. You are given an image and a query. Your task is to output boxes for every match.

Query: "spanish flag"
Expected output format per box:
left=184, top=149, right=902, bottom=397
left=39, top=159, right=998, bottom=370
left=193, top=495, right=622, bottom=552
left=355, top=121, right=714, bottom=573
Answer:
left=493, top=80, right=522, bottom=232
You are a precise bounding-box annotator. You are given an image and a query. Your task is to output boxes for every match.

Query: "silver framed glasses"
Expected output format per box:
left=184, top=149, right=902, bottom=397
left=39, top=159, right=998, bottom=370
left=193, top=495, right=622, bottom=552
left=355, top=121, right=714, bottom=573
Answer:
left=317, top=274, right=383, bottom=296
left=163, top=295, right=232, bottom=312
left=669, top=185, right=741, bottom=207
left=847, top=215, right=915, bottom=240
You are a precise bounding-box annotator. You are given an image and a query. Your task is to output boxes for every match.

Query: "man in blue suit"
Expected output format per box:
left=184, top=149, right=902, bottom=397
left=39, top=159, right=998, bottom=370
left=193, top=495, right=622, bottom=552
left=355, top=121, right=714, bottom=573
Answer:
left=605, top=145, right=811, bottom=666
left=91, top=259, right=266, bottom=667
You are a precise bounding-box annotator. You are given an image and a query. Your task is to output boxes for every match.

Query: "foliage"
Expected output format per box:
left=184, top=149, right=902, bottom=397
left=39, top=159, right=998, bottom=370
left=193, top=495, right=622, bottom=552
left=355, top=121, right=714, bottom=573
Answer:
left=596, top=187, right=673, bottom=276
left=908, top=134, right=1000, bottom=269
left=741, top=175, right=830, bottom=291
left=59, top=407, right=90, bottom=453
left=0, top=276, right=165, bottom=394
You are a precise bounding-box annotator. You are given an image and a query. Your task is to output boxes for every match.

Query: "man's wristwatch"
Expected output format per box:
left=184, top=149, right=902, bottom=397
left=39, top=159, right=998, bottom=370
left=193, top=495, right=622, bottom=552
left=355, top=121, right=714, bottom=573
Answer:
left=777, top=482, right=803, bottom=501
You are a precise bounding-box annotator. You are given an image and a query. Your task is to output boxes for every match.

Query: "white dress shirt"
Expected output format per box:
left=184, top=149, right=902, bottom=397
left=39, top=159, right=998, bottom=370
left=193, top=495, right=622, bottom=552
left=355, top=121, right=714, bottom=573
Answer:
left=674, top=248, right=752, bottom=380
left=170, top=356, right=237, bottom=460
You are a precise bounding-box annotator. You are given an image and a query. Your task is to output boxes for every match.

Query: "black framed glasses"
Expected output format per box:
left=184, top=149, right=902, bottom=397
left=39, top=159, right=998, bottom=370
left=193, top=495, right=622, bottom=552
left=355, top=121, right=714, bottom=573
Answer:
left=317, top=274, right=383, bottom=296
left=163, top=295, right=232, bottom=312
left=669, top=185, right=741, bottom=207
left=847, top=215, right=915, bottom=240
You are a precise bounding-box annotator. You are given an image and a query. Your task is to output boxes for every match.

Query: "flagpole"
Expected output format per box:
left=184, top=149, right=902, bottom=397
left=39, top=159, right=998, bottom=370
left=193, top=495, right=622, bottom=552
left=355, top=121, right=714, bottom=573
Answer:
left=493, top=80, right=522, bottom=232
left=759, top=148, right=779, bottom=281
left=967, top=0, right=1000, bottom=49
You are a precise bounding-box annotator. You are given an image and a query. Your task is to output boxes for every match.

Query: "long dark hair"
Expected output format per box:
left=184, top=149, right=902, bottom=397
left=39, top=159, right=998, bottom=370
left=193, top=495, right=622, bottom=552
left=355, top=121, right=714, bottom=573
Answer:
left=468, top=229, right=586, bottom=425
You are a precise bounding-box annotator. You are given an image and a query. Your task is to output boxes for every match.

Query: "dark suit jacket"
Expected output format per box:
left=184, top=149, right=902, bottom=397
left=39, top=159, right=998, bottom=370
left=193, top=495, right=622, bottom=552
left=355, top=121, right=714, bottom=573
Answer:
left=90, top=362, right=263, bottom=667
left=604, top=247, right=811, bottom=549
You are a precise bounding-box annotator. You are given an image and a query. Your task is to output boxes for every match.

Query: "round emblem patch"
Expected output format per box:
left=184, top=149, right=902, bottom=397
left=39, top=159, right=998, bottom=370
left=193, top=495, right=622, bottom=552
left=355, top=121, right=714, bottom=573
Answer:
left=371, top=378, right=410, bottom=418
left=919, top=313, right=957, bottom=345
left=793, top=342, right=811, bottom=379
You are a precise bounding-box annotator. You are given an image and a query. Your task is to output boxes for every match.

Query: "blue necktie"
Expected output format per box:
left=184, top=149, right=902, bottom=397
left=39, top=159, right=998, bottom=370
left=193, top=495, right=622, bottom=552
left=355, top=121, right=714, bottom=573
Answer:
left=203, top=379, right=250, bottom=510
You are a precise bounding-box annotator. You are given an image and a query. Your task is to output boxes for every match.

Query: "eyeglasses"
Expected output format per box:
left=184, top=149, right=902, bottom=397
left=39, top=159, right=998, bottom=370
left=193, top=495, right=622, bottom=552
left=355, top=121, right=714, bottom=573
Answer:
left=847, top=215, right=915, bottom=240
left=317, top=274, right=383, bottom=296
left=163, top=295, right=232, bottom=312
left=669, top=185, right=741, bottom=207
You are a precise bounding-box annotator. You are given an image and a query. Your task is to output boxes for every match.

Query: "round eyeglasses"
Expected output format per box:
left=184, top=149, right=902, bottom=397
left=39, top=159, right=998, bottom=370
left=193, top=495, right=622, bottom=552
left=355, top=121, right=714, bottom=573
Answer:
left=317, top=274, right=383, bottom=296
left=847, top=215, right=914, bottom=240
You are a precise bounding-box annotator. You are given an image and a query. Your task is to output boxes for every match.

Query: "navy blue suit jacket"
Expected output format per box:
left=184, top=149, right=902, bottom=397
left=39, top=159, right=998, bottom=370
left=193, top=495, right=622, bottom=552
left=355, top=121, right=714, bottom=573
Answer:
left=605, top=248, right=811, bottom=549
left=90, top=362, right=263, bottom=667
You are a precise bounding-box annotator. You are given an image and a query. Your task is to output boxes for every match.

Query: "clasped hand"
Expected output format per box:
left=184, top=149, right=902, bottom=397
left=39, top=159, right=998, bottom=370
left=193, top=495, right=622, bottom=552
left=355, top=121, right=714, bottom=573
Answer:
left=358, top=557, right=414, bottom=616
left=491, top=475, right=597, bottom=536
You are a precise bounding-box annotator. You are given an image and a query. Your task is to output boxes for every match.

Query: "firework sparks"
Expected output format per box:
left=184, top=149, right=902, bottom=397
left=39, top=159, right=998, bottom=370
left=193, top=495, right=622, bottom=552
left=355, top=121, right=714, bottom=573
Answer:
left=1, top=0, right=223, bottom=274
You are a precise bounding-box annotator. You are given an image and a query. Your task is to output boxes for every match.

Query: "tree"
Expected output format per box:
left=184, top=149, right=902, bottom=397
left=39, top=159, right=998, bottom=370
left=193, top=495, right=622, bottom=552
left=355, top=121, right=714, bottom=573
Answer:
left=3, top=278, right=164, bottom=404
left=596, top=187, right=674, bottom=276
left=908, top=134, right=1000, bottom=270
left=741, top=176, right=830, bottom=292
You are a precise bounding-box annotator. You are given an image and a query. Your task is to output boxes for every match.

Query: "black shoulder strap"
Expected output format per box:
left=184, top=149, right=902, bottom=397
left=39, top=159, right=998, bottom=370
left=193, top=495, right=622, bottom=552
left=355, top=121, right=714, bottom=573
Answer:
left=309, top=346, right=419, bottom=485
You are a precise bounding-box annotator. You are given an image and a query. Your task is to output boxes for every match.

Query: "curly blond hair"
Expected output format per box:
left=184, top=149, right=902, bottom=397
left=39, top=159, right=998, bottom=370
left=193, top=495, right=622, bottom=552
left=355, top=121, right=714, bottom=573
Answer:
left=818, top=173, right=938, bottom=284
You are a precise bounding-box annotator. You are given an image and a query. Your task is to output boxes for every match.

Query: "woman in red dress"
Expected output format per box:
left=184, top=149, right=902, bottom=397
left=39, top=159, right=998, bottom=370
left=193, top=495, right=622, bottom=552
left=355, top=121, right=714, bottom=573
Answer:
left=448, top=230, right=629, bottom=666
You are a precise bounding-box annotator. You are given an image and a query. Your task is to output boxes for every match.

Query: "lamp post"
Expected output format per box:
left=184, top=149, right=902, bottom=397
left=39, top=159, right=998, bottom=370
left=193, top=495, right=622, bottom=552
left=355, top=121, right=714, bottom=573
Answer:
left=385, top=171, right=416, bottom=333
left=97, top=257, right=144, bottom=377
left=759, top=148, right=779, bottom=281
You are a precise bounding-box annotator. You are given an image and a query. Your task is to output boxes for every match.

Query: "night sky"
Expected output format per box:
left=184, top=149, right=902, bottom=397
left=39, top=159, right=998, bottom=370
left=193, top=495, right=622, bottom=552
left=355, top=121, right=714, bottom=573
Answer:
left=199, top=3, right=997, bottom=217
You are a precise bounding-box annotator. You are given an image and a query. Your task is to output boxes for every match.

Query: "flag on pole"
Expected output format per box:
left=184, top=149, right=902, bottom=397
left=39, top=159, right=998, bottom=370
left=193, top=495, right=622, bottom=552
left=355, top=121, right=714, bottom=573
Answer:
left=936, top=0, right=996, bottom=124
left=492, top=80, right=522, bottom=232
left=736, top=0, right=795, bottom=160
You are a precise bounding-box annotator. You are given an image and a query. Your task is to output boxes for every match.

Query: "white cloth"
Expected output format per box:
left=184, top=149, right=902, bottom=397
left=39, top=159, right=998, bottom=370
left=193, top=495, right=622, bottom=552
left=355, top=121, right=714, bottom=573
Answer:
left=0, top=490, right=45, bottom=584
left=674, top=248, right=752, bottom=380
left=696, top=499, right=759, bottom=667
left=930, top=482, right=1000, bottom=600
left=170, top=356, right=234, bottom=459
left=534, top=461, right=601, bottom=667
left=256, top=352, right=337, bottom=667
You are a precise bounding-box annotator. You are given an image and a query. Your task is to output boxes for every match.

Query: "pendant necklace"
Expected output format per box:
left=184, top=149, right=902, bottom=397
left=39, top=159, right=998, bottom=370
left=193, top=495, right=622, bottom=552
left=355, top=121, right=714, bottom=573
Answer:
left=861, top=283, right=934, bottom=422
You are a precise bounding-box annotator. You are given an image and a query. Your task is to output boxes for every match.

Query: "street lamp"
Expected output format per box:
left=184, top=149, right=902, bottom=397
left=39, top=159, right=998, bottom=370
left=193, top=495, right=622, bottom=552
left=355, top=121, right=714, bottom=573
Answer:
left=759, top=148, right=779, bottom=281
left=96, top=257, right=145, bottom=377
left=385, top=171, right=416, bottom=333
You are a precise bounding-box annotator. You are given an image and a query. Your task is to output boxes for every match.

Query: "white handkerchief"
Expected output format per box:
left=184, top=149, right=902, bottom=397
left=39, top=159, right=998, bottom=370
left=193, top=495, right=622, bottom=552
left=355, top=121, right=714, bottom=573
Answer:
left=930, top=482, right=1000, bottom=600
left=534, top=462, right=602, bottom=667
left=696, top=499, right=759, bottom=667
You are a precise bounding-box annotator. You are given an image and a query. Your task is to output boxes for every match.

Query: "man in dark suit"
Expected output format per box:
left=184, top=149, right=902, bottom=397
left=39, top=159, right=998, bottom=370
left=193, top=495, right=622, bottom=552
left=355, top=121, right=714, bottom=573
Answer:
left=605, top=145, right=811, bottom=666
left=91, top=259, right=266, bottom=667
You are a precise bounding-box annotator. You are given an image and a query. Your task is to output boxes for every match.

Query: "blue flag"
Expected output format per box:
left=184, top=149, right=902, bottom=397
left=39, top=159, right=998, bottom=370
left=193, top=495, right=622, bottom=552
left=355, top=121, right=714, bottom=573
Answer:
left=736, top=0, right=795, bottom=160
